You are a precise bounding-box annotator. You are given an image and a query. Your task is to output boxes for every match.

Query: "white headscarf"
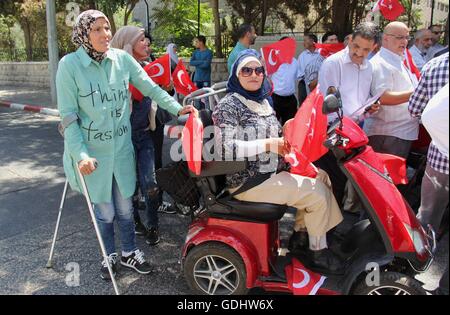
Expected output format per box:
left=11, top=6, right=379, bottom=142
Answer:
left=166, top=43, right=179, bottom=64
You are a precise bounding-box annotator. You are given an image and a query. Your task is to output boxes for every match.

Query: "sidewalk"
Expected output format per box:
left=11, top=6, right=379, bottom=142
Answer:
left=0, top=85, right=54, bottom=108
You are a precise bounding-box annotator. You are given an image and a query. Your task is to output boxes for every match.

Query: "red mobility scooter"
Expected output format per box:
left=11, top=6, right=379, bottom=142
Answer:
left=159, top=88, right=436, bottom=295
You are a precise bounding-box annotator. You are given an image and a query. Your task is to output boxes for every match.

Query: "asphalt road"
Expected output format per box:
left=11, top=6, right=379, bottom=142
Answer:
left=0, top=106, right=447, bottom=295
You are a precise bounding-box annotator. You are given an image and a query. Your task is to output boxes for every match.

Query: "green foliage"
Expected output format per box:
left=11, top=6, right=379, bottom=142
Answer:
left=151, top=0, right=213, bottom=48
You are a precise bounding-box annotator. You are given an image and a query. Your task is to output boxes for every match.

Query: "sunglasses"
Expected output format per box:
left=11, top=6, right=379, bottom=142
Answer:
left=240, top=66, right=265, bottom=77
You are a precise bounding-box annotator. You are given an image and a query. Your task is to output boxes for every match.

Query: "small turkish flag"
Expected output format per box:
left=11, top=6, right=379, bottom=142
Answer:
left=314, top=43, right=345, bottom=58
left=261, top=37, right=297, bottom=75
left=129, top=84, right=143, bottom=102
left=182, top=113, right=203, bottom=176
left=286, top=259, right=327, bottom=295
left=143, top=54, right=171, bottom=86
left=173, top=60, right=198, bottom=96
left=404, top=48, right=421, bottom=80
left=373, top=0, right=405, bottom=21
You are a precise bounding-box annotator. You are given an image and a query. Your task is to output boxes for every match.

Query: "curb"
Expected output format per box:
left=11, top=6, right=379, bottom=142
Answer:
left=0, top=100, right=60, bottom=117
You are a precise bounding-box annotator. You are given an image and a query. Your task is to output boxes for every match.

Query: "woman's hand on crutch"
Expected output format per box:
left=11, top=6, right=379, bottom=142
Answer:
left=78, top=158, right=98, bottom=175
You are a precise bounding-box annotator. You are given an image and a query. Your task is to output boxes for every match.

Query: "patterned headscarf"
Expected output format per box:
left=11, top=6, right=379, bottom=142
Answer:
left=72, top=10, right=110, bottom=63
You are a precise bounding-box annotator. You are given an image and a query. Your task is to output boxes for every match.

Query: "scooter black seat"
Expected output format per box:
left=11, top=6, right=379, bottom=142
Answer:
left=213, top=196, right=288, bottom=223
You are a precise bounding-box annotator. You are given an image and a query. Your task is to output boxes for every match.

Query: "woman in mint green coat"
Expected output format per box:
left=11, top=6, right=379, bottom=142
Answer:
left=56, top=10, right=195, bottom=280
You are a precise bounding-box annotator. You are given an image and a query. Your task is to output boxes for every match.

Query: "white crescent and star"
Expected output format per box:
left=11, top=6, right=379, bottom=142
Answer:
left=149, top=63, right=164, bottom=78
left=268, top=49, right=280, bottom=66
left=292, top=268, right=311, bottom=289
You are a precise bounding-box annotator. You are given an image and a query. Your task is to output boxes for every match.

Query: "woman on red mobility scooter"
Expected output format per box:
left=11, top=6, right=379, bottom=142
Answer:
left=211, top=49, right=343, bottom=273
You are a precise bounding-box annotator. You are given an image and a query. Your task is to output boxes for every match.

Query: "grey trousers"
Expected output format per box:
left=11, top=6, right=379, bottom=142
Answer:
left=368, top=135, right=412, bottom=159
left=417, top=164, right=449, bottom=232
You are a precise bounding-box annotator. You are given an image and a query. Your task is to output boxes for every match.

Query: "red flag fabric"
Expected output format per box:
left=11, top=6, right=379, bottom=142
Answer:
left=284, top=87, right=328, bottom=160
left=129, top=84, right=143, bottom=102
left=377, top=153, right=408, bottom=185
left=286, top=259, right=327, bottom=295
left=143, top=54, right=171, bottom=86
left=182, top=114, right=203, bottom=176
left=404, top=48, right=421, bottom=80
left=378, top=0, right=405, bottom=21
left=261, top=37, right=297, bottom=75
left=314, top=43, right=345, bottom=58
left=173, top=60, right=198, bottom=96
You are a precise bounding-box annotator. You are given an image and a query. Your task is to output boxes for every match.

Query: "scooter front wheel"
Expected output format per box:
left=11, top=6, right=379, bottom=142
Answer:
left=184, top=242, right=248, bottom=295
left=352, top=271, right=426, bottom=295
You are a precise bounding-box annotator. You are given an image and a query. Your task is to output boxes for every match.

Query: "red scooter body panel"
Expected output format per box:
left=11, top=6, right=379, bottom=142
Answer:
left=182, top=216, right=278, bottom=288
left=335, top=117, right=369, bottom=149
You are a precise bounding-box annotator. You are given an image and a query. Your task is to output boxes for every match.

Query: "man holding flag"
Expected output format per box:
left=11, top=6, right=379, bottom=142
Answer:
left=266, top=37, right=300, bottom=125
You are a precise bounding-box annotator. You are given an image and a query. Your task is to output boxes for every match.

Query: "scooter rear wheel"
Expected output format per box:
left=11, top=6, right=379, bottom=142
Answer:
left=184, top=242, right=248, bottom=295
left=352, top=271, right=426, bottom=295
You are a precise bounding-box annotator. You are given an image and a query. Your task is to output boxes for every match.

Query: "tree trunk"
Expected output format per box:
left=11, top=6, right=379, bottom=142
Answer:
left=103, top=6, right=116, bottom=35
left=211, top=0, right=223, bottom=58
left=20, top=20, right=33, bottom=61
left=124, top=0, right=138, bottom=26
left=331, top=0, right=353, bottom=40
left=259, top=0, right=269, bottom=36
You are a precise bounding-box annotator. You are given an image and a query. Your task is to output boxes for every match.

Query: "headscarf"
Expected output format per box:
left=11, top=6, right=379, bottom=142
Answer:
left=71, top=10, right=110, bottom=63
left=110, top=25, right=145, bottom=57
left=166, top=43, right=179, bottom=64
left=227, top=49, right=272, bottom=103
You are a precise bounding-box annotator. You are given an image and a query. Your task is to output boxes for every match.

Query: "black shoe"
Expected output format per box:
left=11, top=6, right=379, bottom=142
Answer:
left=145, top=227, right=160, bottom=246
left=100, top=253, right=118, bottom=281
left=134, top=219, right=147, bottom=236
left=288, top=230, right=309, bottom=252
left=308, top=248, right=344, bottom=274
left=120, top=249, right=153, bottom=274
left=158, top=201, right=177, bottom=214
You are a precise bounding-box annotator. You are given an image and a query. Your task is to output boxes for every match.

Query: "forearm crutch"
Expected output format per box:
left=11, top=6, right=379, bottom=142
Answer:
left=46, top=169, right=121, bottom=295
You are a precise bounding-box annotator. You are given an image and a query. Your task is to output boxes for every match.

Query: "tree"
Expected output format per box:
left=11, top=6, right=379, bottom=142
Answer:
left=210, top=0, right=222, bottom=58
left=151, top=0, right=213, bottom=47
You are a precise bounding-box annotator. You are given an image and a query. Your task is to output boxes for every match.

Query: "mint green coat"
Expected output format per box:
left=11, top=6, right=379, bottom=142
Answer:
left=56, top=47, right=181, bottom=203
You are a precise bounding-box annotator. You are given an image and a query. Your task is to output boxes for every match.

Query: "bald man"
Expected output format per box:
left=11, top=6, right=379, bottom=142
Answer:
left=365, top=21, right=420, bottom=159
left=410, top=29, right=433, bottom=70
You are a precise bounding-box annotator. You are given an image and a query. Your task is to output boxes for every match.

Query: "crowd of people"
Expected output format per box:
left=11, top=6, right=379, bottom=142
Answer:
left=56, top=9, right=448, bottom=293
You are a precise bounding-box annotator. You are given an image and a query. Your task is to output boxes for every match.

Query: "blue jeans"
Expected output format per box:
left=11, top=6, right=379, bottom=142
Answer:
left=94, top=177, right=137, bottom=256
left=132, top=130, right=159, bottom=229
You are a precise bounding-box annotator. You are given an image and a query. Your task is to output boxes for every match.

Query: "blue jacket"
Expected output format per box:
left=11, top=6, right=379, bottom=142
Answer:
left=190, top=49, right=213, bottom=82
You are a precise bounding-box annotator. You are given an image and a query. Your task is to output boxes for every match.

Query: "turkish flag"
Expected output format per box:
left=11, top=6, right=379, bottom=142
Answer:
left=286, top=259, right=327, bottom=295
left=284, top=87, right=328, bottom=178
left=129, top=84, right=143, bottom=102
left=404, top=48, right=421, bottom=80
left=143, top=54, right=171, bottom=86
left=261, top=37, right=297, bottom=75
left=173, top=60, right=198, bottom=96
left=182, top=113, right=203, bottom=175
left=314, top=43, right=345, bottom=58
left=374, top=0, right=405, bottom=21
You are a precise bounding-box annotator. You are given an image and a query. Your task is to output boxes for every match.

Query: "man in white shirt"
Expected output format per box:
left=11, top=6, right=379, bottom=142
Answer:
left=410, top=29, right=433, bottom=70
left=426, top=24, right=445, bottom=61
left=297, top=34, right=320, bottom=105
left=316, top=22, right=381, bottom=207
left=272, top=36, right=301, bottom=125
left=318, top=22, right=381, bottom=119
left=365, top=22, right=419, bottom=159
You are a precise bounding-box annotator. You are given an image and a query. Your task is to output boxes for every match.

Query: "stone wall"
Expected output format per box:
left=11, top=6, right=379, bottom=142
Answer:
left=0, top=59, right=230, bottom=89
left=0, top=62, right=50, bottom=88
left=183, top=58, right=229, bottom=83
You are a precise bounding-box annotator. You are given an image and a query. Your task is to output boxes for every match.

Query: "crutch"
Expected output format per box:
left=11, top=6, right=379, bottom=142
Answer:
left=46, top=168, right=121, bottom=295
